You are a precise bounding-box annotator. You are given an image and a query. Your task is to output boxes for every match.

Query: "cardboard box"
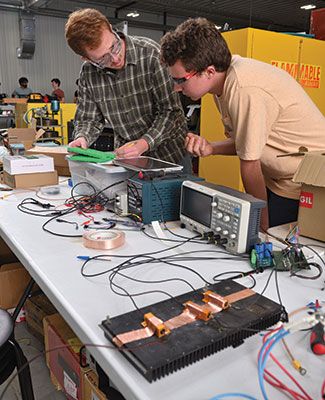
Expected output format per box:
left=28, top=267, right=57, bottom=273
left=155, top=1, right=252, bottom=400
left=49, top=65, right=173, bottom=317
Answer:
left=26, top=146, right=70, bottom=176
left=7, top=128, right=45, bottom=151
left=25, top=293, right=57, bottom=341
left=43, top=313, right=88, bottom=400
left=0, top=262, right=31, bottom=309
left=0, top=236, right=19, bottom=265
left=83, top=371, right=107, bottom=400
left=3, top=170, right=58, bottom=188
left=3, top=154, right=55, bottom=175
left=292, top=151, right=325, bottom=242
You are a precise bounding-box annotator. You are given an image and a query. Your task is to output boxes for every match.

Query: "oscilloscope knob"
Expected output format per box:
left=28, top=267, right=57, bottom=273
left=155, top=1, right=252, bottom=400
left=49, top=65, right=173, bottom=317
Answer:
left=216, top=212, right=223, bottom=219
left=223, top=215, right=230, bottom=222
left=222, top=230, right=229, bottom=236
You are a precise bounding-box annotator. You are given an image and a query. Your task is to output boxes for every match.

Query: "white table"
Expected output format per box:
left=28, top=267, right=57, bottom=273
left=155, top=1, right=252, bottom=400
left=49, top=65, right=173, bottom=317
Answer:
left=0, top=183, right=324, bottom=400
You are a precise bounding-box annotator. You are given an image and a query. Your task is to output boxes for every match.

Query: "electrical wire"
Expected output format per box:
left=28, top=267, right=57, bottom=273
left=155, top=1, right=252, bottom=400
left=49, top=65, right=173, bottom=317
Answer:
left=259, top=326, right=314, bottom=400
left=213, top=270, right=257, bottom=289
left=209, top=394, right=259, bottom=400
left=258, top=328, right=289, bottom=400
left=290, top=262, right=323, bottom=280
left=0, top=338, right=165, bottom=400
left=79, top=237, right=253, bottom=312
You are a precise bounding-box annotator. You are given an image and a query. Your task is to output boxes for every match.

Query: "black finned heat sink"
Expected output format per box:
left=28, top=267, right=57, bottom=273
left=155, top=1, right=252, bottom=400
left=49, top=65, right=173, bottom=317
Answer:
left=100, top=280, right=283, bottom=382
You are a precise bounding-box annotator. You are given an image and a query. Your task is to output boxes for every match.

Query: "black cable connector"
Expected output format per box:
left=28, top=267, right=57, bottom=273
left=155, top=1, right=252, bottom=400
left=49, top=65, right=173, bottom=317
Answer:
left=33, top=199, right=54, bottom=209
left=202, top=231, right=214, bottom=243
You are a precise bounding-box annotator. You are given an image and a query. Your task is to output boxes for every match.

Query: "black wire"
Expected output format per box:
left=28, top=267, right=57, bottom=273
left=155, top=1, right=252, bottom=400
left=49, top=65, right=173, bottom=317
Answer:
left=39, top=178, right=131, bottom=237
left=212, top=271, right=257, bottom=289
left=80, top=245, right=252, bottom=312
left=274, top=261, right=283, bottom=306
left=0, top=339, right=163, bottom=400
left=301, top=244, right=325, bottom=268
left=42, top=206, right=83, bottom=238
left=107, top=253, right=207, bottom=310
left=17, top=198, right=60, bottom=217
left=81, top=246, right=203, bottom=311
left=141, top=225, right=210, bottom=244
left=290, top=262, right=323, bottom=280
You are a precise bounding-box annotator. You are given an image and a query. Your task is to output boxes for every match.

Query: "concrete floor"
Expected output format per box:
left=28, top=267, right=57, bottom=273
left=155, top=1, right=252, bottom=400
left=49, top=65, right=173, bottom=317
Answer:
left=0, top=321, right=66, bottom=400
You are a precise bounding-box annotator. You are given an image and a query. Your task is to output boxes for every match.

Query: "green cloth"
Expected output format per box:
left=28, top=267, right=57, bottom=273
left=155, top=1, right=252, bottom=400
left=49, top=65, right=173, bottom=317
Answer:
left=67, top=147, right=116, bottom=163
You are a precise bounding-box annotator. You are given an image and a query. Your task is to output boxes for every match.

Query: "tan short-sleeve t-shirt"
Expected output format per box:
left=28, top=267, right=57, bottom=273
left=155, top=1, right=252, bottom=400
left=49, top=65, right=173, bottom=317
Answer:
left=215, top=55, right=325, bottom=199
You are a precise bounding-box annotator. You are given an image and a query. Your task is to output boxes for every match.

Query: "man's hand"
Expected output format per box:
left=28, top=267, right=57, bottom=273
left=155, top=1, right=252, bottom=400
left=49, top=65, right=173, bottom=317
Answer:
left=68, top=137, right=88, bottom=149
left=115, top=139, right=149, bottom=158
left=185, top=133, right=214, bottom=157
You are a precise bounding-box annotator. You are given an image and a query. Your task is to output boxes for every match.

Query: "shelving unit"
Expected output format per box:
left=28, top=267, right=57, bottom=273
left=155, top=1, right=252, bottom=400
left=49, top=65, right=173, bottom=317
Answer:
left=33, top=107, right=64, bottom=145
left=14, top=103, right=77, bottom=145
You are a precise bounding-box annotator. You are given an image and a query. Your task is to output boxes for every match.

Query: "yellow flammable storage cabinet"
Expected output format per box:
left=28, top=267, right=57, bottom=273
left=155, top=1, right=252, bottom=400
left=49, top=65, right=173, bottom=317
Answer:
left=200, top=28, right=325, bottom=190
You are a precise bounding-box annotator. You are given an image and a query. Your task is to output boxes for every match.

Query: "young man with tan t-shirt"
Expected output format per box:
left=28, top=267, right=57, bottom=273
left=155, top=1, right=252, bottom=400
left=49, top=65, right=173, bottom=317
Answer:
left=160, top=18, right=325, bottom=231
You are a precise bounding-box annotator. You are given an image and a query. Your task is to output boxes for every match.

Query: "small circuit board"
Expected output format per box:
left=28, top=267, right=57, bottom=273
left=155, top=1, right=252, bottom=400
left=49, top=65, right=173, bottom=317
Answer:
left=272, top=247, right=310, bottom=272
left=250, top=242, right=310, bottom=272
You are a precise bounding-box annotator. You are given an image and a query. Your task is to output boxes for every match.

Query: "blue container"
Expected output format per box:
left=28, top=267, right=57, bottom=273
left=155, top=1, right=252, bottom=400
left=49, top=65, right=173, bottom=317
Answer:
left=51, top=100, right=60, bottom=113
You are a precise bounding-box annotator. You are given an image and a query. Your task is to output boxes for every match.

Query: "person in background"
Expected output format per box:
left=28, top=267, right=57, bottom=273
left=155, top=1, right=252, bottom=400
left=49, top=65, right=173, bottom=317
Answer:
left=0, top=82, right=7, bottom=100
left=12, top=77, right=32, bottom=98
left=73, top=79, right=79, bottom=103
left=51, top=78, right=65, bottom=102
left=64, top=8, right=189, bottom=170
left=160, top=17, right=325, bottom=231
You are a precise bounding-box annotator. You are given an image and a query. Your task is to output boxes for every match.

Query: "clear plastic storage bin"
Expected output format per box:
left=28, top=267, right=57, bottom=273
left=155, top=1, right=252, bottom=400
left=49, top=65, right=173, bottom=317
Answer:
left=67, top=159, right=132, bottom=199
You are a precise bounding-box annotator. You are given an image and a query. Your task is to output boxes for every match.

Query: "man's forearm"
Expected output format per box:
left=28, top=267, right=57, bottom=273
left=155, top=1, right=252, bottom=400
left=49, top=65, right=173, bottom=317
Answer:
left=211, top=138, right=237, bottom=155
left=240, top=159, right=269, bottom=230
left=240, top=159, right=267, bottom=200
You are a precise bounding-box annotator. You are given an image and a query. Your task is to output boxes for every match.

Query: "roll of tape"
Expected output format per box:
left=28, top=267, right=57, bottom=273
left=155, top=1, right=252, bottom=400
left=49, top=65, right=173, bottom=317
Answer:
left=83, top=230, right=125, bottom=250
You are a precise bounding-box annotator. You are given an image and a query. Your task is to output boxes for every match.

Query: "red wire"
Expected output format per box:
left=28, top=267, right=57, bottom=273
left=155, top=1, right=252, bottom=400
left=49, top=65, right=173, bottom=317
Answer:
left=266, top=349, right=312, bottom=399
left=259, top=329, right=312, bottom=400
left=264, top=369, right=308, bottom=400
left=262, top=331, right=312, bottom=400
left=321, top=378, right=325, bottom=398
left=259, top=337, right=305, bottom=400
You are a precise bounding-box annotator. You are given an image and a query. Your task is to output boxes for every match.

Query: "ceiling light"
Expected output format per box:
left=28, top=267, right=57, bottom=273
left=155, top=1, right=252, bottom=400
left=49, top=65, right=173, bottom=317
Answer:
left=127, top=11, right=140, bottom=18
left=300, top=4, right=316, bottom=10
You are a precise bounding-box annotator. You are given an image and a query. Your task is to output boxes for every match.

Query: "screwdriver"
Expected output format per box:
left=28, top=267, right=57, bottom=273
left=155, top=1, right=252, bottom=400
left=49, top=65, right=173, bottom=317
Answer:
left=310, top=322, right=325, bottom=355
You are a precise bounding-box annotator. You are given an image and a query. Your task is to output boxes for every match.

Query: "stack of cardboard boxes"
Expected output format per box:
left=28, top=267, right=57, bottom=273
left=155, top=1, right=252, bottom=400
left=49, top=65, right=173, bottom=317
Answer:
left=3, top=153, right=58, bottom=188
left=3, top=127, right=70, bottom=186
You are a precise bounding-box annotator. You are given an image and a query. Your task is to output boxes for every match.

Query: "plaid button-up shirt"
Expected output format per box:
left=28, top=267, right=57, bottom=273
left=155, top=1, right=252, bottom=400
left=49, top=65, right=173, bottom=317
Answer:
left=74, top=34, right=188, bottom=163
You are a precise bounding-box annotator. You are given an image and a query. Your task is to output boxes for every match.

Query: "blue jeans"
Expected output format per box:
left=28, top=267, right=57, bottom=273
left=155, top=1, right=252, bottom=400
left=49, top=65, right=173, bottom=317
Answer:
left=267, top=188, right=299, bottom=227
